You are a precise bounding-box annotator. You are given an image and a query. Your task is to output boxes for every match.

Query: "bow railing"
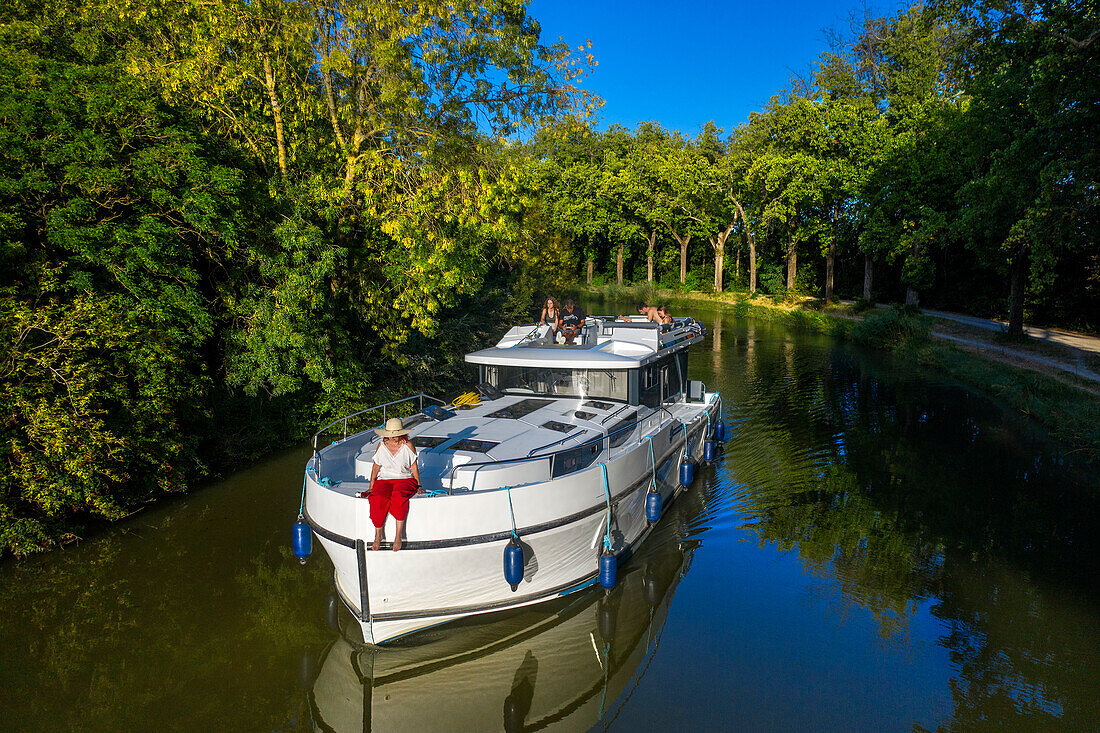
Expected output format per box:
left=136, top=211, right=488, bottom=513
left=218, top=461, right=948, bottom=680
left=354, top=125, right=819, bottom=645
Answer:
left=312, top=393, right=448, bottom=454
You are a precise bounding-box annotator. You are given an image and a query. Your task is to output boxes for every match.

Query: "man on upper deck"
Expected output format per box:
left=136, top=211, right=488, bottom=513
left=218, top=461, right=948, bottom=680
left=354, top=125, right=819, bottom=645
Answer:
left=559, top=299, right=586, bottom=345
left=620, top=302, right=660, bottom=323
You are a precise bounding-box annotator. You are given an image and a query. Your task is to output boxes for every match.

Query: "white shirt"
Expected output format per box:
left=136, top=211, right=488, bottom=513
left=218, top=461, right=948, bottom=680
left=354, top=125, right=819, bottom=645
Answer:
left=373, top=442, right=417, bottom=480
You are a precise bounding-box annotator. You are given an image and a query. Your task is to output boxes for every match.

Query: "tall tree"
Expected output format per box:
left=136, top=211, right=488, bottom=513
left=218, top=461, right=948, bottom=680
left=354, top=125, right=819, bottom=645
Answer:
left=947, top=0, right=1099, bottom=333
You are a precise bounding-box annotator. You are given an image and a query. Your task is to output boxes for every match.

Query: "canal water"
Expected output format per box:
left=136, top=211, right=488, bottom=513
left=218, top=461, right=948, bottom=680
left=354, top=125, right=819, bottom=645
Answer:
left=2, top=300, right=1098, bottom=731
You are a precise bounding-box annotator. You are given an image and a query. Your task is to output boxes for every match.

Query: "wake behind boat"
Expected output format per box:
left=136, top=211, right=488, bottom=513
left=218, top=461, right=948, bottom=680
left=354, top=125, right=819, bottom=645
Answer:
left=295, top=314, right=725, bottom=645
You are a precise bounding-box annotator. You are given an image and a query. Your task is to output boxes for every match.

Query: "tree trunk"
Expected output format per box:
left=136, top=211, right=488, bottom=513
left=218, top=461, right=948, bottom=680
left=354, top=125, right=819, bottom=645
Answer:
left=905, top=287, right=919, bottom=307
left=749, top=234, right=757, bottom=294
left=733, top=201, right=756, bottom=294
left=735, top=245, right=741, bottom=280
left=679, top=235, right=690, bottom=284
left=786, top=235, right=797, bottom=291
left=646, top=230, right=656, bottom=282
left=712, top=225, right=734, bottom=293
left=616, top=244, right=624, bottom=285
left=825, top=240, right=836, bottom=302
left=863, top=254, right=873, bottom=302
left=262, top=54, right=288, bottom=178
left=1008, top=249, right=1027, bottom=336
left=586, top=258, right=594, bottom=286
left=712, top=236, right=724, bottom=292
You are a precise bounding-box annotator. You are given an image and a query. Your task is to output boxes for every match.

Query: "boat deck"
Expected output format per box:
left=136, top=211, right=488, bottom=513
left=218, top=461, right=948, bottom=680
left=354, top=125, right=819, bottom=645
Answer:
left=313, top=393, right=711, bottom=495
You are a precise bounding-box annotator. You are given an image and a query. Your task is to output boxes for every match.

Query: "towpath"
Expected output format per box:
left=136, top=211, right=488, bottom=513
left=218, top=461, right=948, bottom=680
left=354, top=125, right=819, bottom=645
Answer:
left=900, top=307, right=1099, bottom=384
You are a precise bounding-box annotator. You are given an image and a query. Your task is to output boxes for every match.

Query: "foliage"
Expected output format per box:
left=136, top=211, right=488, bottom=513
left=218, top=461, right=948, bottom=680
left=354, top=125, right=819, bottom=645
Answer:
left=3, top=0, right=1097, bottom=554
left=0, top=0, right=594, bottom=555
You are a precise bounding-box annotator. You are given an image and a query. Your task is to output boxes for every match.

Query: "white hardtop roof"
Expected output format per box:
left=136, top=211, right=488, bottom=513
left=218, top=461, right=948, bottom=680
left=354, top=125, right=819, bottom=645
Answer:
left=465, top=316, right=704, bottom=369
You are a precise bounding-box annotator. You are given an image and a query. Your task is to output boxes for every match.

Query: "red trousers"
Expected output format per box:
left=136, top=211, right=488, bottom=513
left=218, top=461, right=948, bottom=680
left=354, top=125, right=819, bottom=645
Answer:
left=369, top=478, right=418, bottom=527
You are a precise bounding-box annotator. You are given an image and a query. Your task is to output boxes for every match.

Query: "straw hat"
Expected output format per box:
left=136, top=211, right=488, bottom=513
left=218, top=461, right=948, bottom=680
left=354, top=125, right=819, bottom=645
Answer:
left=375, top=417, right=411, bottom=438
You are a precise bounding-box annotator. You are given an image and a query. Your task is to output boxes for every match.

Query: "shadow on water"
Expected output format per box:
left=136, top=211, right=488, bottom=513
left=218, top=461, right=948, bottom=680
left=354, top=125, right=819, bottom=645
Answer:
left=1, top=299, right=1098, bottom=731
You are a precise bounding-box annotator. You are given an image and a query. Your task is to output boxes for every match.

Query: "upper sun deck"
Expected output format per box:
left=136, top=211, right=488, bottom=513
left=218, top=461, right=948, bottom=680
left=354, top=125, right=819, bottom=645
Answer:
left=465, top=316, right=705, bottom=370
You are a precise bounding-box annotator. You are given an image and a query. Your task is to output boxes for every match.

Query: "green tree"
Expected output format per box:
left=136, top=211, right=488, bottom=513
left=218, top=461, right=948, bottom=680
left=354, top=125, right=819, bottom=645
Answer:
left=0, top=5, right=245, bottom=552
left=946, top=0, right=1099, bottom=333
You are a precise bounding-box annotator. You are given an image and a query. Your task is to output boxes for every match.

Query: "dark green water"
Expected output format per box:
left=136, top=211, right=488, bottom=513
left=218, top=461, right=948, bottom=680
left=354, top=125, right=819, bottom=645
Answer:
left=2, top=300, right=1098, bottom=731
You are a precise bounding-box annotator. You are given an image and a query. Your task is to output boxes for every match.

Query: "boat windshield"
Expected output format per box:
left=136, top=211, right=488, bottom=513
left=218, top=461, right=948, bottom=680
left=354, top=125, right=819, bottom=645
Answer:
left=485, top=365, right=629, bottom=402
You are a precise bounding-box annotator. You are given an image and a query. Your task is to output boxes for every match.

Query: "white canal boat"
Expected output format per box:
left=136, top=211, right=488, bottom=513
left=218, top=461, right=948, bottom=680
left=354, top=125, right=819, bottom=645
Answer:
left=297, top=315, right=724, bottom=645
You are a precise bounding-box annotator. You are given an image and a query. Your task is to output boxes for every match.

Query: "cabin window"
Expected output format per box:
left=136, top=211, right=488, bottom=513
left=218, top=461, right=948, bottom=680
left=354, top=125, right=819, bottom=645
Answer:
left=540, top=420, right=575, bottom=434
left=640, top=357, right=681, bottom=408
left=485, top=365, right=628, bottom=402
left=551, top=441, right=602, bottom=477
left=608, top=411, right=638, bottom=449
left=411, top=436, right=448, bottom=449
left=449, top=439, right=498, bottom=453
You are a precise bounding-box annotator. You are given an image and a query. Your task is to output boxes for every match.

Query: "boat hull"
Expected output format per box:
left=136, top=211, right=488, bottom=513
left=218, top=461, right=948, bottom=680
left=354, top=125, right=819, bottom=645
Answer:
left=305, top=396, right=719, bottom=644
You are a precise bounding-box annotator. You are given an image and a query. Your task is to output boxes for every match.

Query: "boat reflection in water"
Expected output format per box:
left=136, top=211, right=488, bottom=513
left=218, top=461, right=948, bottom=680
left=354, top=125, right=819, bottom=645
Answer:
left=306, top=519, right=695, bottom=732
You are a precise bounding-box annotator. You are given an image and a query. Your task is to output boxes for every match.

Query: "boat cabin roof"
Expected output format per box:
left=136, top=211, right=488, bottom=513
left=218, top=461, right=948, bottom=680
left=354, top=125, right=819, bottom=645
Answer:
left=465, top=316, right=704, bottom=370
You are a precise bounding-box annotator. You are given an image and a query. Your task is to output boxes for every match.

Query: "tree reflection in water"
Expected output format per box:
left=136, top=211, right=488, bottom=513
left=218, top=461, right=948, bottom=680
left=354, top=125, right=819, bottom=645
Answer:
left=709, top=311, right=1100, bottom=730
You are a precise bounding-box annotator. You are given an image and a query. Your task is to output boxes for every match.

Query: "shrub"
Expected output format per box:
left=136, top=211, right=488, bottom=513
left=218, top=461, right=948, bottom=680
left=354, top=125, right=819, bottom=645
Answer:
left=849, top=305, right=930, bottom=351
left=757, top=262, right=785, bottom=297
left=852, top=297, right=875, bottom=314
left=636, top=281, right=659, bottom=304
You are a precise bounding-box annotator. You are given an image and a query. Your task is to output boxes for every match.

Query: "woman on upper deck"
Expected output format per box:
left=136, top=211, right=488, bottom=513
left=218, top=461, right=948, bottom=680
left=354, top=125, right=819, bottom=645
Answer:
left=368, top=418, right=421, bottom=551
left=657, top=305, right=674, bottom=330
left=539, top=297, right=560, bottom=342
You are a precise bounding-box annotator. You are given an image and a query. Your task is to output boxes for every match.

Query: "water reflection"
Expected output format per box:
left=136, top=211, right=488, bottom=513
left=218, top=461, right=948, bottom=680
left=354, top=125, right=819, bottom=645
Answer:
left=306, top=523, right=694, bottom=732
left=1, top=302, right=1099, bottom=731
left=693, top=303, right=1100, bottom=729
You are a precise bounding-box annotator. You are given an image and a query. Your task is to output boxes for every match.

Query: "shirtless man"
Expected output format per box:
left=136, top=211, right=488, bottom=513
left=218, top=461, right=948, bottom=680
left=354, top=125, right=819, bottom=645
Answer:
left=620, top=302, right=660, bottom=323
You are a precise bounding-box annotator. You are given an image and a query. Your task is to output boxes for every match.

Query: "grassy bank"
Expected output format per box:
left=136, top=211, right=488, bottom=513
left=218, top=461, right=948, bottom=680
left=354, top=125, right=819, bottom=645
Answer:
left=583, top=283, right=1100, bottom=459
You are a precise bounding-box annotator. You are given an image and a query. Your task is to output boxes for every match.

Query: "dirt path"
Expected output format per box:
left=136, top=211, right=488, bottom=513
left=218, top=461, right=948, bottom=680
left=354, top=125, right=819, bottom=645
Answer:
left=815, top=299, right=1100, bottom=385
left=921, top=309, right=1100, bottom=356
left=932, top=332, right=1100, bottom=385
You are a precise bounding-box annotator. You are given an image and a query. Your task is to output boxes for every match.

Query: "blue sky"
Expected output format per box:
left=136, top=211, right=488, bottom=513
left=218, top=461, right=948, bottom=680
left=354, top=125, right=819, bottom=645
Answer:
left=528, top=0, right=906, bottom=137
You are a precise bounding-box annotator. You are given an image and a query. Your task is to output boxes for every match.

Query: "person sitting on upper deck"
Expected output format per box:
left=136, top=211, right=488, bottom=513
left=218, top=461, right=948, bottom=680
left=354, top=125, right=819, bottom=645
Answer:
left=539, top=297, right=560, bottom=342
left=620, top=302, right=660, bottom=323
left=657, top=304, right=674, bottom=331
left=368, top=418, right=421, bottom=552
left=559, top=299, right=586, bottom=345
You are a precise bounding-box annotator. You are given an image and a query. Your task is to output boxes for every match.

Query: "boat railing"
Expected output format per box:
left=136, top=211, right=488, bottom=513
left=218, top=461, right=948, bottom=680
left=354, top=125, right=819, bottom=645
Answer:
left=312, top=393, right=448, bottom=454
left=447, top=404, right=683, bottom=494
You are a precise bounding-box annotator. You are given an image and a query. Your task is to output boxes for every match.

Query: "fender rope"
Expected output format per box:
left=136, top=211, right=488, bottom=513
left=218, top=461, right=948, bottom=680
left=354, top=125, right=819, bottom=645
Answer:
left=647, top=437, right=657, bottom=493
left=678, top=418, right=691, bottom=465
left=298, top=473, right=307, bottom=520
left=599, top=463, right=613, bottom=550
left=505, top=485, right=519, bottom=541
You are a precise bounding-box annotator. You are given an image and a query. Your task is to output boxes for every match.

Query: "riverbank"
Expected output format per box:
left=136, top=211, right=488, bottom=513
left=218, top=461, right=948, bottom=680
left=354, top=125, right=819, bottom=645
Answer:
left=582, top=283, right=1100, bottom=459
